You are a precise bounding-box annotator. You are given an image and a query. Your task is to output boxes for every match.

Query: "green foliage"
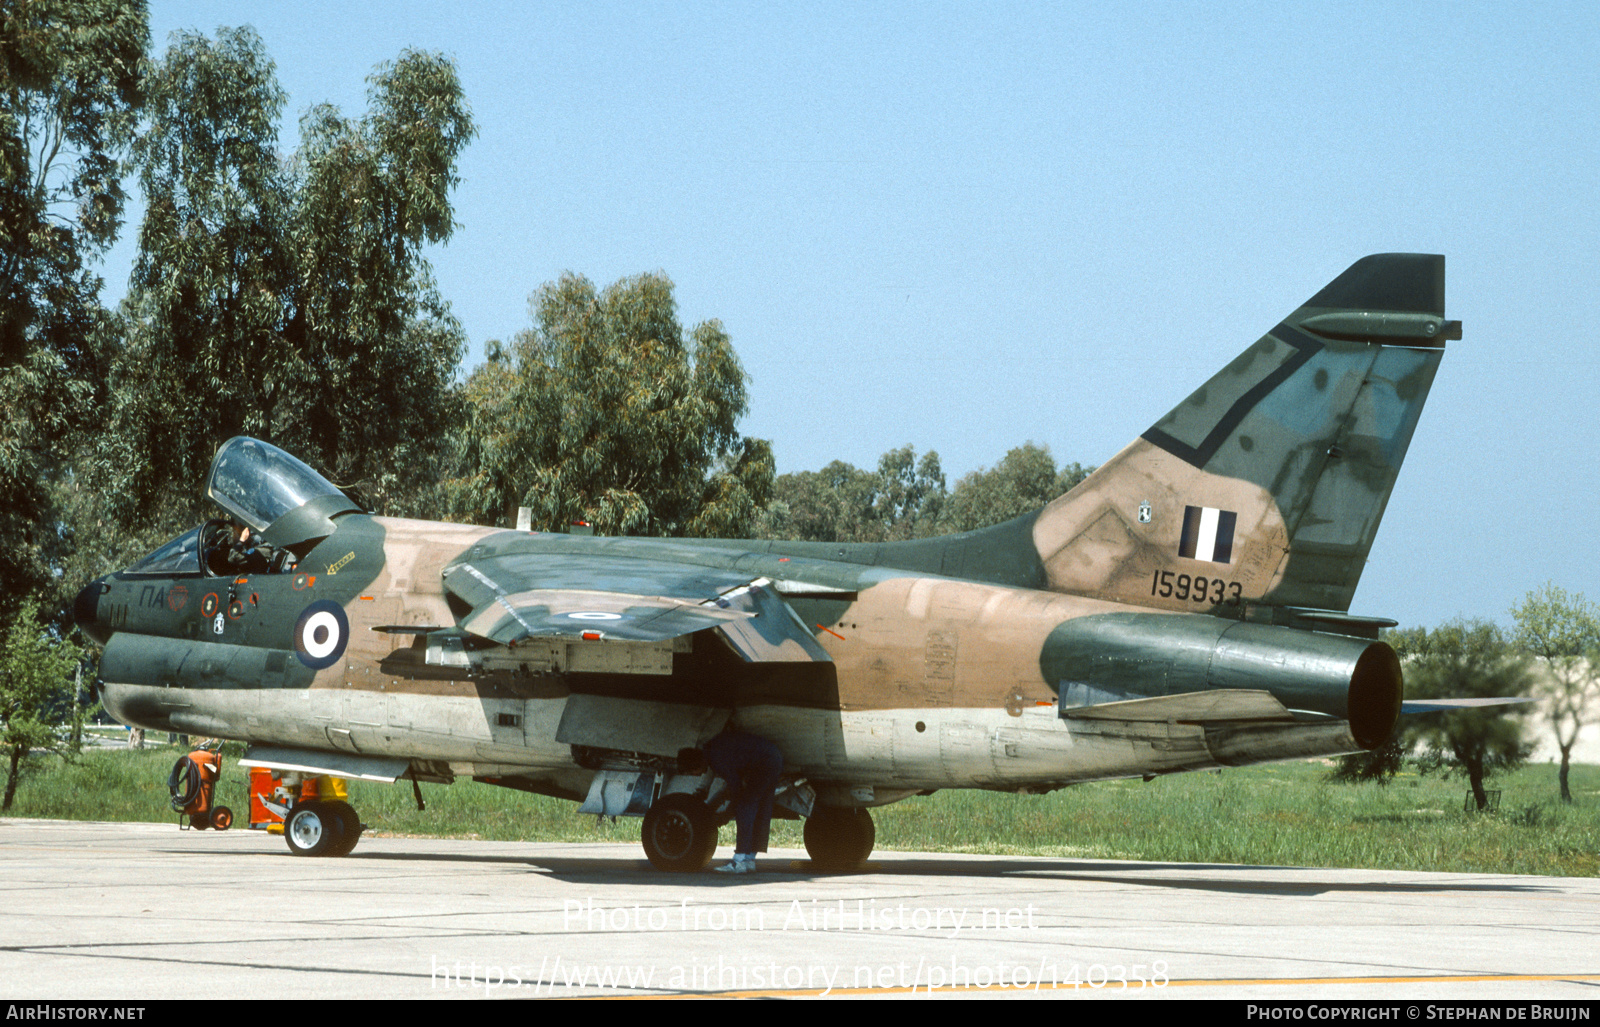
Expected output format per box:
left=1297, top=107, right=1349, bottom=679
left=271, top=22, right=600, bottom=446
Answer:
left=86, top=29, right=473, bottom=560
left=287, top=49, right=474, bottom=508
left=1510, top=582, right=1600, bottom=803
left=446, top=272, right=774, bottom=537
left=1330, top=736, right=1406, bottom=784
left=98, top=26, right=292, bottom=533
left=755, top=446, right=944, bottom=543
left=1389, top=621, right=1535, bottom=811
left=0, top=0, right=147, bottom=620
left=1, top=600, right=87, bottom=809
left=11, top=751, right=1597, bottom=876
left=757, top=440, right=1092, bottom=543
left=940, top=442, right=1090, bottom=534
left=0, top=345, right=96, bottom=616
left=0, top=0, right=145, bottom=364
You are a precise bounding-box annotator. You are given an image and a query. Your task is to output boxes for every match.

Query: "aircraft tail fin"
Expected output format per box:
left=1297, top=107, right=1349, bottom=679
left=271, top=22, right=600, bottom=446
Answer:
left=1031, top=254, right=1454, bottom=615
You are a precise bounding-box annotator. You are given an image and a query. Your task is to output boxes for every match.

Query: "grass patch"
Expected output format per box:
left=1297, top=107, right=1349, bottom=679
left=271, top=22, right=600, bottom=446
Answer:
left=5, top=746, right=1596, bottom=876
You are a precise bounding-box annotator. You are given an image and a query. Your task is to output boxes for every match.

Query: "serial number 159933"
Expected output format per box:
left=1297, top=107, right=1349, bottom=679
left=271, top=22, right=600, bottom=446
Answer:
left=1151, top=569, right=1242, bottom=605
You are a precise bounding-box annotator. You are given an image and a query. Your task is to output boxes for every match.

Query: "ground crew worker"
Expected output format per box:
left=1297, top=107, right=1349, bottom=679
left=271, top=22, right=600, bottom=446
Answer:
left=701, top=728, right=784, bottom=874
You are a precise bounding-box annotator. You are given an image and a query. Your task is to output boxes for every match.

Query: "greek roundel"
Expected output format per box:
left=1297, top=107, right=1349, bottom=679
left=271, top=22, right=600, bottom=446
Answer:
left=294, top=600, right=349, bottom=669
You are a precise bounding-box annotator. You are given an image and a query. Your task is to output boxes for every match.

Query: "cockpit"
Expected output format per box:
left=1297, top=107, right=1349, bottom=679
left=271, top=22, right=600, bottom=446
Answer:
left=206, top=437, right=353, bottom=538
left=122, top=437, right=361, bottom=578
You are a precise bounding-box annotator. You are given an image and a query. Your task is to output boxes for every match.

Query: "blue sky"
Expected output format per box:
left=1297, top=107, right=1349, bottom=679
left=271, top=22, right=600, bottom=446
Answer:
left=102, top=1, right=1600, bottom=629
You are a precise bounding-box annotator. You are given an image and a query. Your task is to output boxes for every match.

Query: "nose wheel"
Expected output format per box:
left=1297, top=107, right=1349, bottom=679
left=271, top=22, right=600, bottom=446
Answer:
left=284, top=799, right=363, bottom=857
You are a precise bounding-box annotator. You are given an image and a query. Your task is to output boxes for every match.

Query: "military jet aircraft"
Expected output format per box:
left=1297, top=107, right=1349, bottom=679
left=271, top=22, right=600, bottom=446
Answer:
left=77, top=253, right=1467, bottom=870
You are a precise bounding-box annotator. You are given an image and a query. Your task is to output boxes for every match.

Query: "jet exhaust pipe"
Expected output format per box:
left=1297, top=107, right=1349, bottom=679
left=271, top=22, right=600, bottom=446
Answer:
left=1041, top=613, right=1403, bottom=749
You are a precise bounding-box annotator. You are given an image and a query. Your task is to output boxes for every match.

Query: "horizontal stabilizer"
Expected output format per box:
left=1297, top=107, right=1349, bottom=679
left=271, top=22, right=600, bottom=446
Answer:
left=1400, top=697, right=1536, bottom=715
left=1063, top=688, right=1297, bottom=723
left=1281, top=608, right=1398, bottom=639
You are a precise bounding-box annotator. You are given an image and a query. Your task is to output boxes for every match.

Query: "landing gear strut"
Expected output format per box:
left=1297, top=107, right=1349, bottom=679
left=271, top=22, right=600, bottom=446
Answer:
left=803, top=806, right=875, bottom=867
left=261, top=771, right=364, bottom=857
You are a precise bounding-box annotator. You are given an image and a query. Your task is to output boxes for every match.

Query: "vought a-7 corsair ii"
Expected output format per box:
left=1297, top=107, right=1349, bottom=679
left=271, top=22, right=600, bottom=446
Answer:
left=78, top=254, right=1467, bottom=870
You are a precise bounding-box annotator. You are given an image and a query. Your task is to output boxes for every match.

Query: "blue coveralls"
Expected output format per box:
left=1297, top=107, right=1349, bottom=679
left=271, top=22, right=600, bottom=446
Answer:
left=702, top=730, right=784, bottom=855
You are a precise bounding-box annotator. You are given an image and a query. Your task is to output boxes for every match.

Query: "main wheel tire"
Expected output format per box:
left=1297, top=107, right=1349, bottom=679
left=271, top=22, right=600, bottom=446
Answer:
left=321, top=800, right=362, bottom=856
left=284, top=800, right=344, bottom=857
left=803, top=806, right=875, bottom=867
left=641, top=793, right=718, bottom=872
left=210, top=806, right=234, bottom=831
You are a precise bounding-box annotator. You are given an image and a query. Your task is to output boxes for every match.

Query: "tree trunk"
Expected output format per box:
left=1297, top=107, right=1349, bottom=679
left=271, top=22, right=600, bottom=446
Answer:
left=3, top=745, right=20, bottom=811
left=1464, top=752, right=1489, bottom=811
left=70, top=664, right=82, bottom=752
left=1559, top=744, right=1573, bottom=803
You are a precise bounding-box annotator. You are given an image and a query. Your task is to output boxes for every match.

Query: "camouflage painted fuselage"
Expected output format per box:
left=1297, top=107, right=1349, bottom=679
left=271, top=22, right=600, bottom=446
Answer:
left=86, top=253, right=1451, bottom=811
left=92, top=514, right=1388, bottom=807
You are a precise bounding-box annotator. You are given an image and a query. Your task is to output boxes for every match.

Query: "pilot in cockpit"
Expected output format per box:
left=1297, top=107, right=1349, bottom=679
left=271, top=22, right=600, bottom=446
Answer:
left=226, top=522, right=271, bottom=574
left=216, top=520, right=292, bottom=575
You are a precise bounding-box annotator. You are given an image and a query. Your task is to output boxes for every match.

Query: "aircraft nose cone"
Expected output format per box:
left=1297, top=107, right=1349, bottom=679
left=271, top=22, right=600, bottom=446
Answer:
left=75, top=577, right=110, bottom=645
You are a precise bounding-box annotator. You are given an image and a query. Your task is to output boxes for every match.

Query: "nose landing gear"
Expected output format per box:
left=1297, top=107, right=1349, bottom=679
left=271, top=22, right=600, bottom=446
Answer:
left=283, top=799, right=363, bottom=857
left=249, top=767, right=365, bottom=857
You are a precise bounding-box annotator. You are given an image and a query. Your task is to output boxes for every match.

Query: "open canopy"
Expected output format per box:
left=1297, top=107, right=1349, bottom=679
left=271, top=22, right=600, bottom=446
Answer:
left=205, top=437, right=360, bottom=547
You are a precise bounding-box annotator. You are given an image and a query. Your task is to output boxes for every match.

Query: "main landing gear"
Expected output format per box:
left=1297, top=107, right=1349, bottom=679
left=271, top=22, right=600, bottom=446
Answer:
left=803, top=805, right=875, bottom=868
left=641, top=793, right=720, bottom=872
left=636, top=794, right=877, bottom=872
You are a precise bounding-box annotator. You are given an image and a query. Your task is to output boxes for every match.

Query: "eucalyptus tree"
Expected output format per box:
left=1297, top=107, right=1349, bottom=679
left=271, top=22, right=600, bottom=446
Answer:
left=0, top=0, right=144, bottom=365
left=0, top=0, right=146, bottom=617
left=938, top=442, right=1091, bottom=535
left=284, top=49, right=474, bottom=509
left=447, top=272, right=774, bottom=538
left=94, top=29, right=474, bottom=551
left=758, top=441, right=1096, bottom=544
left=102, top=26, right=293, bottom=534
left=755, top=448, right=945, bottom=544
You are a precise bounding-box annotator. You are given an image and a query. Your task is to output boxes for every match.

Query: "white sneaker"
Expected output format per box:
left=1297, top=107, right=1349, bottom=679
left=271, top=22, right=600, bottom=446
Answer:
left=714, top=855, right=756, bottom=873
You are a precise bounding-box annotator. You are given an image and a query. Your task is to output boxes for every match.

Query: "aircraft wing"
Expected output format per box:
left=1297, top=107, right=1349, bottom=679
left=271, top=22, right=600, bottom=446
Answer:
left=440, top=553, right=830, bottom=662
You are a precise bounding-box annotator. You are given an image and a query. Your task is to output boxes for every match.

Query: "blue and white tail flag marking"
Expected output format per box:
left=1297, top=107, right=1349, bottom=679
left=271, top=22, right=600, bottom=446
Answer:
left=1179, top=506, right=1237, bottom=564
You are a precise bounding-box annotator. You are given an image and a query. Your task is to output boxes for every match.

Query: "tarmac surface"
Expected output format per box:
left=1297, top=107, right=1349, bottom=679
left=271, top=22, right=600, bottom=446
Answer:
left=1, top=818, right=1596, bottom=1001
